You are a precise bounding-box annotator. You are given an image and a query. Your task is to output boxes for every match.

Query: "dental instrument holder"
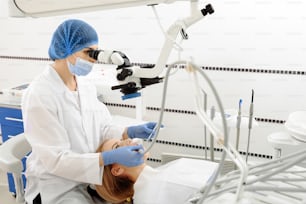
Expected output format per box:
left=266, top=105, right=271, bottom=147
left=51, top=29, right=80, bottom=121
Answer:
left=246, top=90, right=254, bottom=163
left=110, top=4, right=214, bottom=99
left=210, top=106, right=215, bottom=161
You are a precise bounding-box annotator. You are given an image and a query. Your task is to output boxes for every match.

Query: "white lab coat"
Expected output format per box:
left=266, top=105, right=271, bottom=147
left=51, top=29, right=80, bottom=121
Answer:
left=133, top=158, right=218, bottom=204
left=22, top=65, right=123, bottom=204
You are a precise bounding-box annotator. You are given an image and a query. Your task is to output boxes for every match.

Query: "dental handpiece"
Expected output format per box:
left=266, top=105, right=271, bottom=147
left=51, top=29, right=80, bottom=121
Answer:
left=132, top=138, right=144, bottom=154
left=236, top=99, right=243, bottom=151
left=248, top=90, right=254, bottom=130
left=246, top=89, right=254, bottom=163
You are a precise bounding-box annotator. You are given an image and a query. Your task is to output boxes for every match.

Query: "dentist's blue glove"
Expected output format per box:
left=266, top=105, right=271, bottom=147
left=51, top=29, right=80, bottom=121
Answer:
left=102, top=145, right=144, bottom=167
left=127, top=122, right=158, bottom=140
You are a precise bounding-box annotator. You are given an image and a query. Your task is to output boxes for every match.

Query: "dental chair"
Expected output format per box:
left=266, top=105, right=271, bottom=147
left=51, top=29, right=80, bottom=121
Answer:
left=0, top=133, right=31, bottom=204
left=268, top=111, right=306, bottom=162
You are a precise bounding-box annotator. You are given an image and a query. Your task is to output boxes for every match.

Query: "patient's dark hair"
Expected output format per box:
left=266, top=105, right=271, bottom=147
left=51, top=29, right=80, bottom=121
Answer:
left=95, top=140, right=134, bottom=204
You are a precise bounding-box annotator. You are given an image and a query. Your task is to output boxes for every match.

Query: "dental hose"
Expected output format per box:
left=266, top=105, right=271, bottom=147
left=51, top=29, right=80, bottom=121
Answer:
left=190, top=62, right=229, bottom=203
left=210, top=106, right=215, bottom=162
left=142, top=60, right=229, bottom=204
left=143, top=61, right=179, bottom=154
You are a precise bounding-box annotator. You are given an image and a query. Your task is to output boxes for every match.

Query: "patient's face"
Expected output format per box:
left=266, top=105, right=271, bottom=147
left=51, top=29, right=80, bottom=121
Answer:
left=102, top=138, right=149, bottom=161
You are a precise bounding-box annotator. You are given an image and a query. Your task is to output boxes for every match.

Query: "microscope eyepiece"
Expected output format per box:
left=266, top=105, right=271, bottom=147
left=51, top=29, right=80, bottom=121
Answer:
left=87, top=49, right=102, bottom=60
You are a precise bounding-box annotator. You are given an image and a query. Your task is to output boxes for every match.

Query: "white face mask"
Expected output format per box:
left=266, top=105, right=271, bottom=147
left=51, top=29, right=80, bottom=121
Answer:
left=67, top=57, right=94, bottom=76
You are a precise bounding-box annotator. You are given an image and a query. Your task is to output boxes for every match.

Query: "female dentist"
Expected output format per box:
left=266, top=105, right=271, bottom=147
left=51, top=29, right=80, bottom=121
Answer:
left=21, top=19, right=156, bottom=204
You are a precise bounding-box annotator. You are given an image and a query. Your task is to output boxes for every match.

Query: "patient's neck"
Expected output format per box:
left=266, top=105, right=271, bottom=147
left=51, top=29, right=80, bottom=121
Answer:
left=127, top=164, right=146, bottom=183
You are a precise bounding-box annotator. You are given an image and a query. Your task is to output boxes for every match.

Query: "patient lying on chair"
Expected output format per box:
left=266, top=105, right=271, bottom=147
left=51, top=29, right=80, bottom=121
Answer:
left=95, top=138, right=218, bottom=204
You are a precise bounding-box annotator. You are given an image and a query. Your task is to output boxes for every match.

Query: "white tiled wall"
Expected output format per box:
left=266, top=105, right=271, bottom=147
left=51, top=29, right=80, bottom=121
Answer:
left=1, top=1, right=306, bottom=68
left=1, top=0, right=306, bottom=163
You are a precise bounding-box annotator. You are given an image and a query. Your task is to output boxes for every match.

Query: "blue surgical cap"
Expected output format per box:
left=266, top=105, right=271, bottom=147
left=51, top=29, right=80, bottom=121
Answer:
left=48, top=19, right=98, bottom=60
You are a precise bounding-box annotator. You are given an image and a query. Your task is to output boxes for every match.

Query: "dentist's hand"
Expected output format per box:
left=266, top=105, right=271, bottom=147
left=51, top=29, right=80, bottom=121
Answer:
left=127, top=122, right=158, bottom=140
left=102, top=145, right=144, bottom=167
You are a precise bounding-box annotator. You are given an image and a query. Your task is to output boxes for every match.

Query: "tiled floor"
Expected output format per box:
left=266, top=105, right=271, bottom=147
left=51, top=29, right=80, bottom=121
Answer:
left=0, top=170, right=17, bottom=204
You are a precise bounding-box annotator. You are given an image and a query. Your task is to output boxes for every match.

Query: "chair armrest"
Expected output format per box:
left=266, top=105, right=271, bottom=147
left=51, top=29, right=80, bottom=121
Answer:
left=0, top=133, right=31, bottom=174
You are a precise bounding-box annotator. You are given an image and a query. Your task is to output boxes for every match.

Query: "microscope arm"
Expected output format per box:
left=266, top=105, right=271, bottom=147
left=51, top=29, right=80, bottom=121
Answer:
left=124, top=4, right=214, bottom=79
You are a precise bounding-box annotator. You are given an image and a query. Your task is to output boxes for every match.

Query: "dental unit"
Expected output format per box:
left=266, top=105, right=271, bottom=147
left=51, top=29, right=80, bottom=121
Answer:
left=5, top=0, right=306, bottom=203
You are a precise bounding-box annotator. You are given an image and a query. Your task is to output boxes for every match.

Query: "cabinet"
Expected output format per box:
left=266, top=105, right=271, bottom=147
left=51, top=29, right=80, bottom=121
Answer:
left=0, top=104, right=26, bottom=195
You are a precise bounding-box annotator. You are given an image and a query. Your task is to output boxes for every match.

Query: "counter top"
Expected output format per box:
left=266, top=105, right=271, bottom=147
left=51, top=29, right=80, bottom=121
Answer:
left=0, top=94, right=21, bottom=109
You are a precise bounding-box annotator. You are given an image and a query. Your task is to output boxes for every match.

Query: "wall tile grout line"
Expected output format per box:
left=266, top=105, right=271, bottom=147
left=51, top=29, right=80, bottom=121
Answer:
left=104, top=102, right=286, bottom=124
left=152, top=139, right=273, bottom=160
left=1, top=55, right=306, bottom=75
